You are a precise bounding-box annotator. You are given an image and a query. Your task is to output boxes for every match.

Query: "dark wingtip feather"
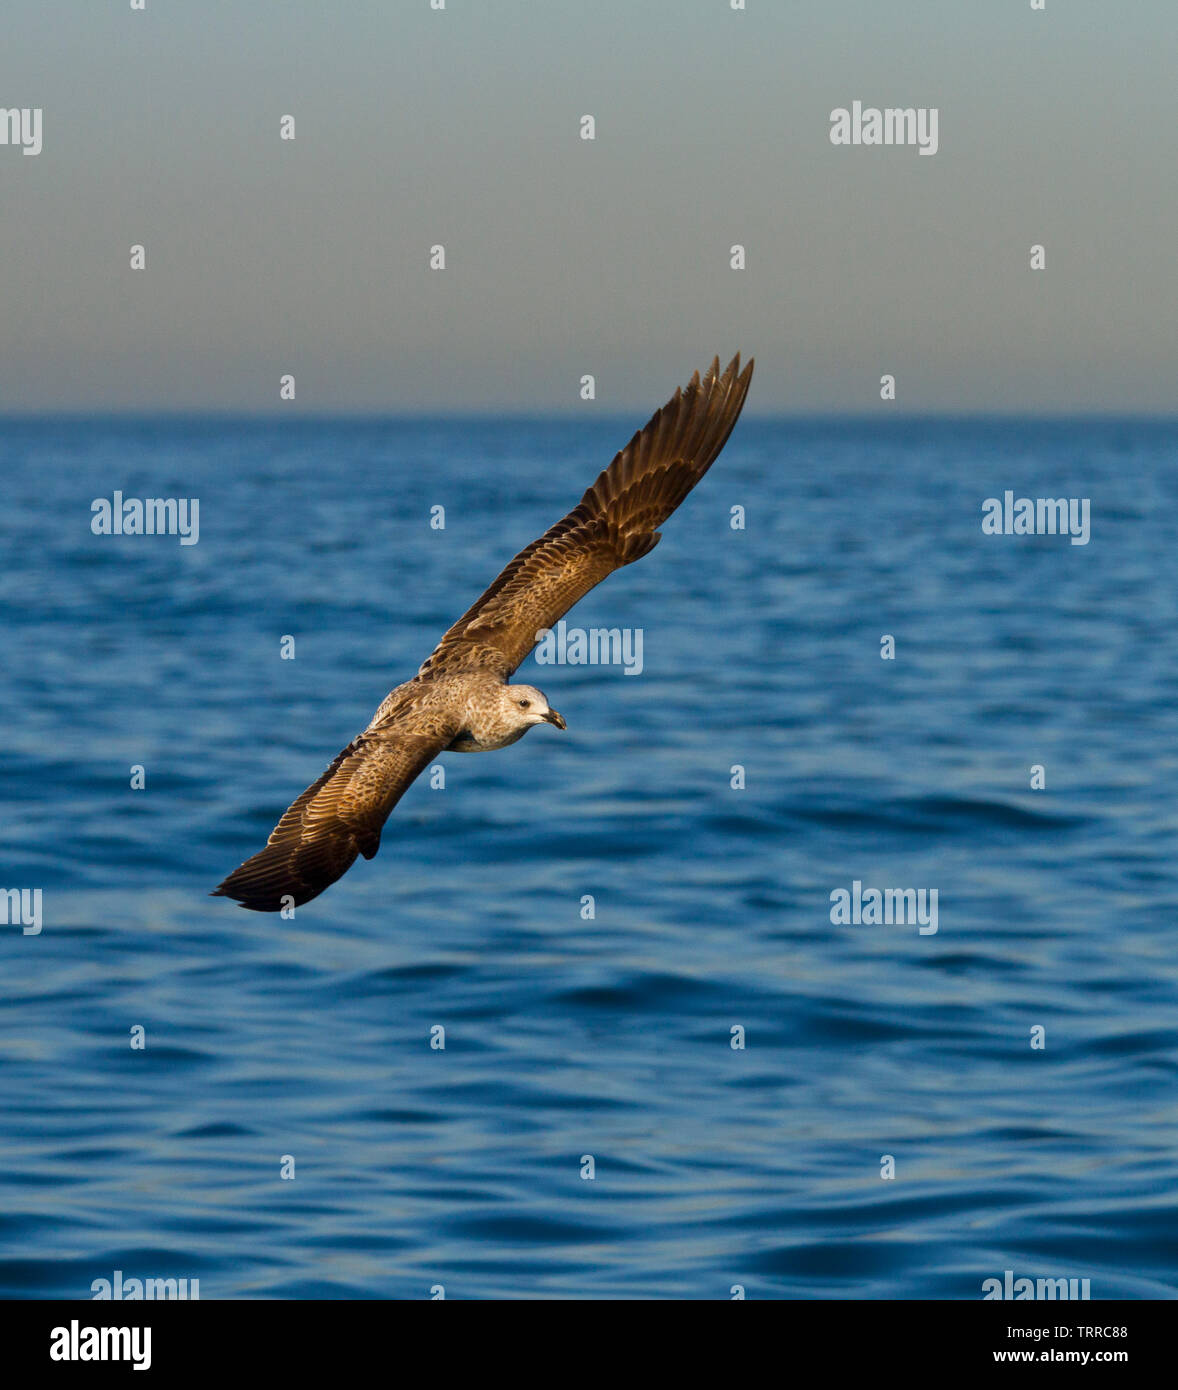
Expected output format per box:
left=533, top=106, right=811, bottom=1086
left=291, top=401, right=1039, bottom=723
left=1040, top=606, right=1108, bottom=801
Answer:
left=416, top=351, right=756, bottom=679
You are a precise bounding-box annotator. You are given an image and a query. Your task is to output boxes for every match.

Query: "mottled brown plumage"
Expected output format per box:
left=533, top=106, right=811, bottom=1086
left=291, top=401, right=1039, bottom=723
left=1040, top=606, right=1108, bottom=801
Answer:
left=212, top=352, right=754, bottom=911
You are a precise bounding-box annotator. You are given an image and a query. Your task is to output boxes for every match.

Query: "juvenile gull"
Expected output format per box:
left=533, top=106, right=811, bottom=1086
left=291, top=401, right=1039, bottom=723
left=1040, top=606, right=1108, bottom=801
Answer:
left=213, top=352, right=754, bottom=911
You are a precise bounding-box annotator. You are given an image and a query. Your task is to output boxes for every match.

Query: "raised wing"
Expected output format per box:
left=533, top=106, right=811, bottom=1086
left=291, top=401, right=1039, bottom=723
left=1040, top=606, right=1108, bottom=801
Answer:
left=211, top=717, right=451, bottom=912
left=420, top=352, right=754, bottom=680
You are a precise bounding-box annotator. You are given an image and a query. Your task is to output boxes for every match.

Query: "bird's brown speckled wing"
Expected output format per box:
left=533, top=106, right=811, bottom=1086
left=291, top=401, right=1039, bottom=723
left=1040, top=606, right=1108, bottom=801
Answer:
left=419, top=352, right=754, bottom=680
left=211, top=709, right=452, bottom=912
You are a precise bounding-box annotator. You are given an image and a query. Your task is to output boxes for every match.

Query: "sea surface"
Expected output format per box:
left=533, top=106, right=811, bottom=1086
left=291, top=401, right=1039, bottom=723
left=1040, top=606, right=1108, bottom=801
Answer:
left=1, top=415, right=1176, bottom=1299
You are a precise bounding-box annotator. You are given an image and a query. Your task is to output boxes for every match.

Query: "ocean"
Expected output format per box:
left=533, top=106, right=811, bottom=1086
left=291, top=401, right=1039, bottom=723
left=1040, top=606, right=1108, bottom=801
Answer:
left=1, top=415, right=1176, bottom=1299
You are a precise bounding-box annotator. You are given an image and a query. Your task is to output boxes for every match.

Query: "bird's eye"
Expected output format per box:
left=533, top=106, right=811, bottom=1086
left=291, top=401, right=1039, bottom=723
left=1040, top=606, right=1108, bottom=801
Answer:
left=518, top=699, right=530, bottom=709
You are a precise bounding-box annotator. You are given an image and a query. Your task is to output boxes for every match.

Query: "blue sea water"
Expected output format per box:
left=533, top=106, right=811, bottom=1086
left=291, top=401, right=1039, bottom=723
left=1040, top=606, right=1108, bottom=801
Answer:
left=1, top=415, right=1176, bottom=1300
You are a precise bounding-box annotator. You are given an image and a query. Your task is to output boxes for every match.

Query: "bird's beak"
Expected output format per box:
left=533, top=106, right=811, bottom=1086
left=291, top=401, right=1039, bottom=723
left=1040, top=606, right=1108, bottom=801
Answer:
left=543, top=709, right=567, bottom=730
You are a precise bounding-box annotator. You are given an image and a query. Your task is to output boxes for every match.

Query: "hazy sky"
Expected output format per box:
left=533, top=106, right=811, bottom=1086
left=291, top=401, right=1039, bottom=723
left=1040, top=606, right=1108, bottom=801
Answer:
left=0, top=0, right=1172, bottom=413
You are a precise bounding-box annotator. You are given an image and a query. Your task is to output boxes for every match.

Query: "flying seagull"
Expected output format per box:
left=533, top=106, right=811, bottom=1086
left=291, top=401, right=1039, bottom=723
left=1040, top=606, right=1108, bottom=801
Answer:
left=213, top=352, right=754, bottom=911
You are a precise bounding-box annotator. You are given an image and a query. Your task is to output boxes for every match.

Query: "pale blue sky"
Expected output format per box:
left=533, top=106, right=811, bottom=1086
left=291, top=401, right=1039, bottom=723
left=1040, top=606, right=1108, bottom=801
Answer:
left=0, top=0, right=1172, bottom=413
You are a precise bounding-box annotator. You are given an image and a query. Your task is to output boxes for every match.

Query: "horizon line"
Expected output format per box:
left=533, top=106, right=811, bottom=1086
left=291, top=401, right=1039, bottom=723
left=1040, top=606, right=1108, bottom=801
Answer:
left=2, top=409, right=1177, bottom=425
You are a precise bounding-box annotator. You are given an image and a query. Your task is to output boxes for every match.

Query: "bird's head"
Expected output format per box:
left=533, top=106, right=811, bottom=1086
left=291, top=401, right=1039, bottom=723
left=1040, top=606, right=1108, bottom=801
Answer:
left=503, top=683, right=566, bottom=731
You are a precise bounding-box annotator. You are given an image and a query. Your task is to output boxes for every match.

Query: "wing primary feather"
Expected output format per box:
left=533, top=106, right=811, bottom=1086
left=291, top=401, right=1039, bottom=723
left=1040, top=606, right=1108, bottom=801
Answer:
left=418, top=352, right=753, bottom=679
left=211, top=724, right=449, bottom=911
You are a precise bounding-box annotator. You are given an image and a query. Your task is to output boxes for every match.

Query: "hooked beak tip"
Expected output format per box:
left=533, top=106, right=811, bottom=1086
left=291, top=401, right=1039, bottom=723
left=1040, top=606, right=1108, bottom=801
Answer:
left=545, top=709, right=567, bottom=730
